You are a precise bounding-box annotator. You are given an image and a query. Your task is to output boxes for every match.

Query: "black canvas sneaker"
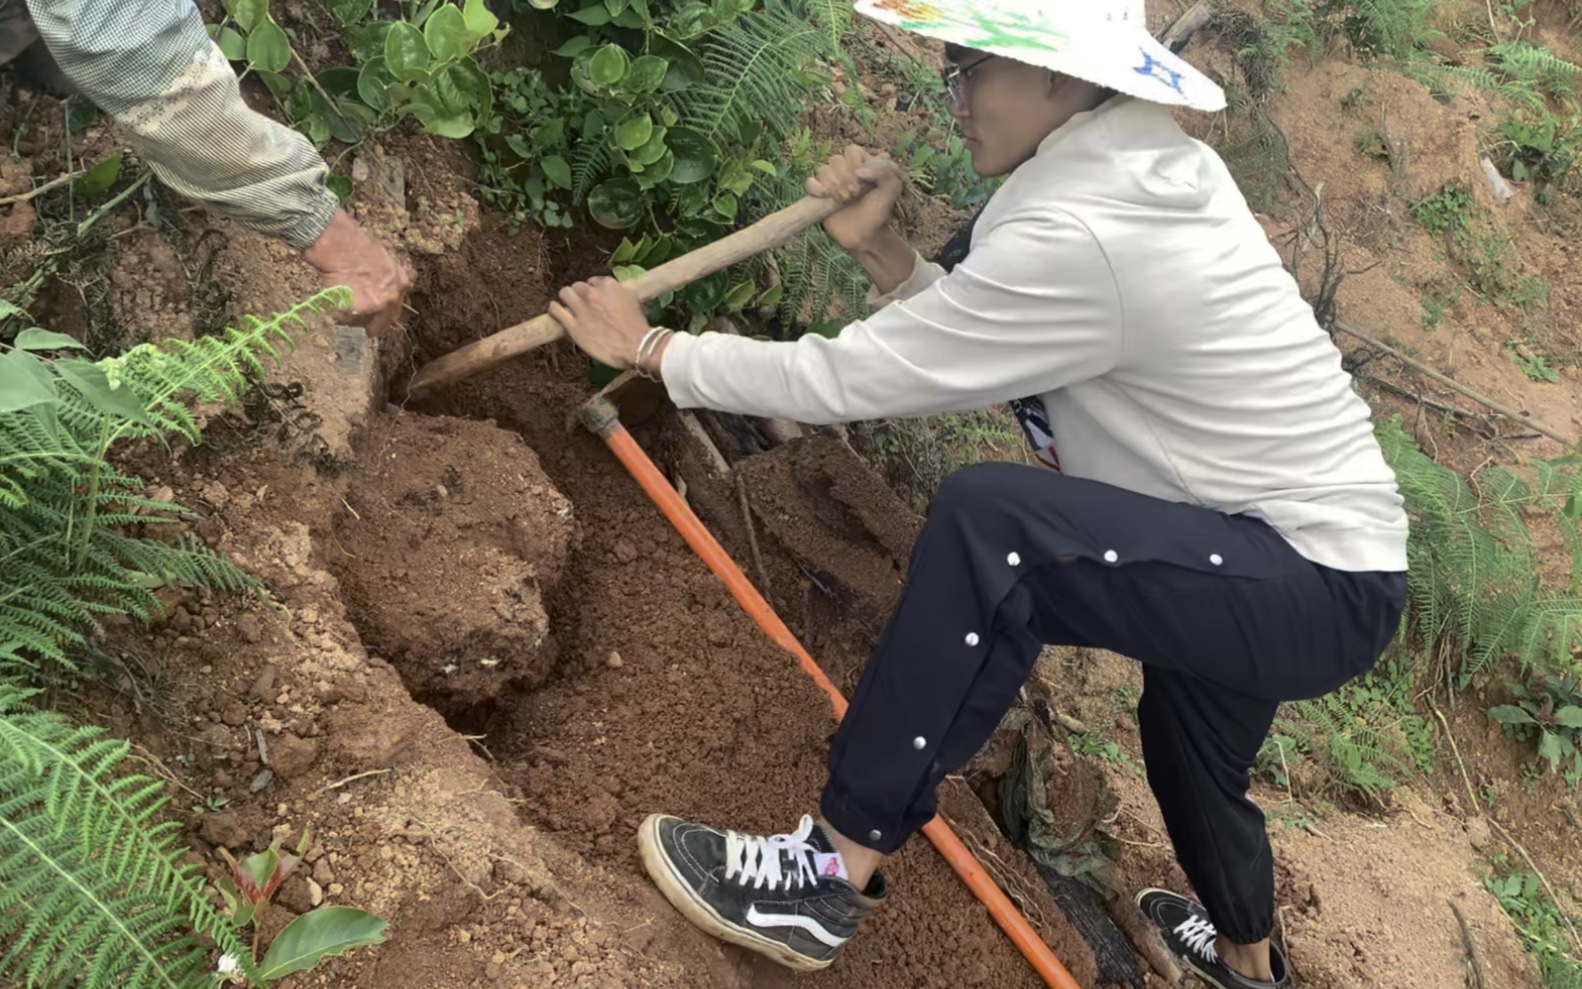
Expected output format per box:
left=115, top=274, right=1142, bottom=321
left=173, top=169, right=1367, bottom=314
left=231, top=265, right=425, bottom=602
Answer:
left=1136, top=888, right=1290, bottom=989
left=638, top=812, right=886, bottom=971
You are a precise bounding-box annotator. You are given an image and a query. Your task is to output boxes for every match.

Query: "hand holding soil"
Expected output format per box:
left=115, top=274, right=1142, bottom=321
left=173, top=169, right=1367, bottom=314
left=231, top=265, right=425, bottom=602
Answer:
left=549, top=276, right=655, bottom=370
left=302, top=208, right=414, bottom=338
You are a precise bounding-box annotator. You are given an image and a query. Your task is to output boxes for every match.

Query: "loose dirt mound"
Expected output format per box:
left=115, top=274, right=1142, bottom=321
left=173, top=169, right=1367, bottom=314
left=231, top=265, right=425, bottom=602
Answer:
left=407, top=350, right=1104, bottom=989
left=329, top=414, right=576, bottom=713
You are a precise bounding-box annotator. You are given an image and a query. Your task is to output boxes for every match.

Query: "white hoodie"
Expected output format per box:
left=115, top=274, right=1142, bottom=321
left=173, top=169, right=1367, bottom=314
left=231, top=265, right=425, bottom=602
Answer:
left=661, top=96, right=1408, bottom=573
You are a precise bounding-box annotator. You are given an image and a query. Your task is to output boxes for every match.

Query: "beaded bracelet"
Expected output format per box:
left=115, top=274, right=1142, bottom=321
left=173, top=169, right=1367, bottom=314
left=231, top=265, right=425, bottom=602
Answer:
left=632, top=326, right=674, bottom=381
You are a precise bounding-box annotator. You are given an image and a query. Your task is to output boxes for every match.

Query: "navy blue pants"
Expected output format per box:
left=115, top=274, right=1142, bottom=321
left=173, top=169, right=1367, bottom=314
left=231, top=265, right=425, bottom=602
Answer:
left=820, top=463, right=1405, bottom=943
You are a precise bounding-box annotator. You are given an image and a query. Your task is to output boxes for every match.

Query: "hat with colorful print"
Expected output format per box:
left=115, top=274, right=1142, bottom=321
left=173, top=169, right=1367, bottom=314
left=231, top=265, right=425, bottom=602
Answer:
left=856, top=0, right=1226, bottom=112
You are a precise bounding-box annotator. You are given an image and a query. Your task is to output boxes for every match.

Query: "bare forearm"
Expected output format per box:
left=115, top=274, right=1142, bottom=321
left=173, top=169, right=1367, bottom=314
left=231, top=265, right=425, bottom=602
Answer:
left=848, top=228, right=918, bottom=296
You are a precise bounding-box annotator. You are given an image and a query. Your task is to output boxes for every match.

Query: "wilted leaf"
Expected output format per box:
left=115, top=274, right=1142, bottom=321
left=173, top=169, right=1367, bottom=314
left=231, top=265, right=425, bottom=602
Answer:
left=461, top=0, right=499, bottom=38
left=214, top=26, right=247, bottom=60
left=623, top=54, right=668, bottom=93
left=586, top=178, right=644, bottom=229
left=260, top=907, right=388, bottom=979
left=589, top=44, right=628, bottom=86
left=0, top=350, right=59, bottom=413
left=1487, top=705, right=1535, bottom=725
left=666, top=128, right=716, bottom=184
left=613, top=112, right=653, bottom=151
left=384, top=20, right=431, bottom=82
left=53, top=359, right=152, bottom=426
left=246, top=19, right=292, bottom=74
left=73, top=153, right=123, bottom=196
left=541, top=155, right=572, bottom=189
left=423, top=5, right=470, bottom=62
left=226, top=0, right=268, bottom=32
left=13, top=329, right=85, bottom=352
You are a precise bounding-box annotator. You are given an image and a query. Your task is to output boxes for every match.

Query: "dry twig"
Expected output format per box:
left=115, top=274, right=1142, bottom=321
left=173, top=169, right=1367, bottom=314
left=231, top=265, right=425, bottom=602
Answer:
left=1334, top=321, right=1572, bottom=446
left=1451, top=899, right=1489, bottom=989
left=0, top=168, right=87, bottom=206
left=130, top=744, right=208, bottom=802
left=1431, top=702, right=1582, bottom=956
left=735, top=472, right=773, bottom=593
left=315, top=767, right=391, bottom=796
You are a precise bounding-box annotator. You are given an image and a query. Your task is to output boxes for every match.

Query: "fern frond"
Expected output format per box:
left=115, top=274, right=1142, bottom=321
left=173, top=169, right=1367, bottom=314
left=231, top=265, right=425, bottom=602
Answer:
left=0, top=295, right=333, bottom=678
left=570, top=139, right=612, bottom=205
left=0, top=687, right=257, bottom=988
left=1379, top=419, right=1582, bottom=687
left=680, top=0, right=837, bottom=144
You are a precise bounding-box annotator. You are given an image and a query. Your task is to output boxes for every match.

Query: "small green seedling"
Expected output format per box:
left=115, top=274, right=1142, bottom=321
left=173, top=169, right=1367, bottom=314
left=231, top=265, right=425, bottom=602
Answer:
left=1488, top=673, right=1582, bottom=785
left=192, top=794, right=231, bottom=814
left=215, top=827, right=388, bottom=984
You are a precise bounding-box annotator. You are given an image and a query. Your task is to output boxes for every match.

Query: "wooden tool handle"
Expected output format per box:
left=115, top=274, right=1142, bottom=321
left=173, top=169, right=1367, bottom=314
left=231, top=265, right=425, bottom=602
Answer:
left=405, top=195, right=843, bottom=397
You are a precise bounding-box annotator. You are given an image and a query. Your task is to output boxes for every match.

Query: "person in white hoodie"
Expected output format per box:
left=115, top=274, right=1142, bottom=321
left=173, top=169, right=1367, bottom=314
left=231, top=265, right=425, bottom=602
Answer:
left=549, top=3, right=1408, bottom=986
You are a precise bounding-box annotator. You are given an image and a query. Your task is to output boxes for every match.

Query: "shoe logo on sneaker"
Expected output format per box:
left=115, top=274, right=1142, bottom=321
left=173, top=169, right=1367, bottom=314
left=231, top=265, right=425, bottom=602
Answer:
left=744, top=906, right=849, bottom=948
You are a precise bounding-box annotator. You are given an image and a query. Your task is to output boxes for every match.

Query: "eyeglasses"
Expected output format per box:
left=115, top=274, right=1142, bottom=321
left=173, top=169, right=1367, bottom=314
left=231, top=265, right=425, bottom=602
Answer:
left=941, top=54, right=994, bottom=108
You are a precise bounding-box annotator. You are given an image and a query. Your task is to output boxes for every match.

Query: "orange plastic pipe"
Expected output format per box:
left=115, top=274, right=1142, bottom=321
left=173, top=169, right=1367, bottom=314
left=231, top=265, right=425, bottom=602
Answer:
left=584, top=401, right=1082, bottom=989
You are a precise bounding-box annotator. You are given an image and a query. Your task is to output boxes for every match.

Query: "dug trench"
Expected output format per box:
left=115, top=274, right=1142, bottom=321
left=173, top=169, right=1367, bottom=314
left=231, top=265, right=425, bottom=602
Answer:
left=317, top=227, right=1115, bottom=988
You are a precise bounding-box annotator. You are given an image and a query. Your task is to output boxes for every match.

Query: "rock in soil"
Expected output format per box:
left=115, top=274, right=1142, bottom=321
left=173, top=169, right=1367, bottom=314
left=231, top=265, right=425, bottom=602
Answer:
left=328, top=414, right=576, bottom=713
left=268, top=732, right=320, bottom=779
left=325, top=700, right=418, bottom=771
left=197, top=810, right=250, bottom=850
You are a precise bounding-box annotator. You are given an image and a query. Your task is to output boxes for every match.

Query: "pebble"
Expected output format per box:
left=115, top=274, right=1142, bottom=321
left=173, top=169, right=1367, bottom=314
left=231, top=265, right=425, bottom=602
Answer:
left=612, top=538, right=638, bottom=564
left=308, top=878, right=324, bottom=906
left=313, top=858, right=336, bottom=885
left=606, top=651, right=623, bottom=669
left=458, top=929, right=472, bottom=944
left=220, top=703, right=248, bottom=727
left=329, top=882, right=345, bottom=896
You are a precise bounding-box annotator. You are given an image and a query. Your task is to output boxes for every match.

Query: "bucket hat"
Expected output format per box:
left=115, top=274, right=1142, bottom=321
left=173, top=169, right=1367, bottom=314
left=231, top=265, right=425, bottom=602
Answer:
left=856, top=0, right=1226, bottom=112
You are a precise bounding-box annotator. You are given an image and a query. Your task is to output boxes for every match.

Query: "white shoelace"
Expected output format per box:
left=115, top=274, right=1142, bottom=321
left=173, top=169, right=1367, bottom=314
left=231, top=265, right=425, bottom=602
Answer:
left=724, top=814, right=820, bottom=892
left=1174, top=915, right=1221, bottom=962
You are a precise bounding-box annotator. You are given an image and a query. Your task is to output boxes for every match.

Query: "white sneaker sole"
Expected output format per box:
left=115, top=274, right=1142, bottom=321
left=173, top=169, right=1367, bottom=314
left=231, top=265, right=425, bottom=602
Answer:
left=637, top=813, right=834, bottom=973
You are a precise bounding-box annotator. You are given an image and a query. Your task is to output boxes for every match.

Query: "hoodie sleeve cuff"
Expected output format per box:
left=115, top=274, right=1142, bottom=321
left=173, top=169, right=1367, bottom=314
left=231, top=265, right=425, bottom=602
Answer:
left=659, top=330, right=708, bottom=409
left=865, top=253, right=945, bottom=308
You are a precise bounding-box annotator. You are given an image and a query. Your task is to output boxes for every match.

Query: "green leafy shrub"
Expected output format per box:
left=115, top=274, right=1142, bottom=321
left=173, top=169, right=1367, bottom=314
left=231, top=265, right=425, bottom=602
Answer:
left=207, top=0, right=507, bottom=147
left=0, top=686, right=259, bottom=989
left=477, top=0, right=877, bottom=329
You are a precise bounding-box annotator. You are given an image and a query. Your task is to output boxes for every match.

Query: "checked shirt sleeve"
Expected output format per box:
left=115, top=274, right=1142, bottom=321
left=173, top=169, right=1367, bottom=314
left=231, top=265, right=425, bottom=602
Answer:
left=28, top=0, right=339, bottom=248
